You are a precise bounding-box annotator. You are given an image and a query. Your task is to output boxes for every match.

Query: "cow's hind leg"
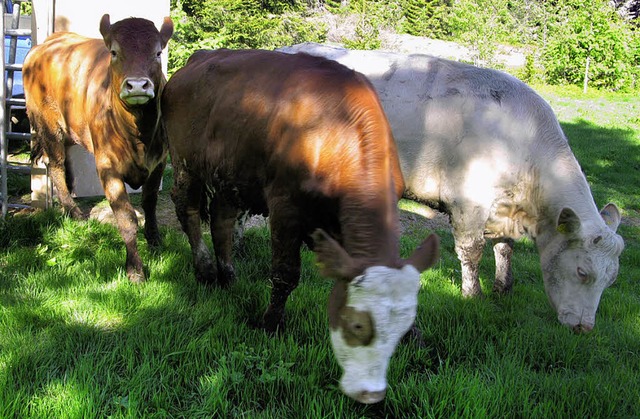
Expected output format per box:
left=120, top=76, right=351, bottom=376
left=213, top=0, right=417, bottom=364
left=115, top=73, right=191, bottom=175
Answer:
left=31, top=123, right=83, bottom=219
left=171, top=167, right=216, bottom=284
left=262, top=194, right=302, bottom=334
left=209, top=196, right=239, bottom=287
left=142, top=161, right=165, bottom=248
left=492, top=238, right=514, bottom=294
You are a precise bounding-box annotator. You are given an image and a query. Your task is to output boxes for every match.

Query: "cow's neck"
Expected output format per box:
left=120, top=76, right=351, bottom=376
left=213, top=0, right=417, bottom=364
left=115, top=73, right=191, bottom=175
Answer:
left=340, top=191, right=401, bottom=269
left=112, top=95, right=161, bottom=146
left=533, top=152, right=601, bottom=244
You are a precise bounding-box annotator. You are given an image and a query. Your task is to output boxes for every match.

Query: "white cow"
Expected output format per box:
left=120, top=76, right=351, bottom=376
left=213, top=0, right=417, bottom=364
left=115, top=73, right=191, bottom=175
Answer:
left=279, top=43, right=625, bottom=332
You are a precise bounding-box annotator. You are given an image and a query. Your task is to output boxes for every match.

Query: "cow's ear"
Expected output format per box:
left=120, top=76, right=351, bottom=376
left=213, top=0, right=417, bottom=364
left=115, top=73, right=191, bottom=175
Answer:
left=405, top=233, right=439, bottom=272
left=600, top=203, right=621, bottom=232
left=556, top=207, right=581, bottom=235
left=99, top=14, right=111, bottom=47
left=159, top=17, right=174, bottom=49
left=311, top=229, right=363, bottom=280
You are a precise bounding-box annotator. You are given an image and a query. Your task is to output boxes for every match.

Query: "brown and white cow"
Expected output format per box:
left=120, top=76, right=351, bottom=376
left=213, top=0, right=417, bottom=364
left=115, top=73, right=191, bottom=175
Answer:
left=162, top=49, right=439, bottom=404
left=279, top=43, right=625, bottom=332
left=23, top=15, right=174, bottom=282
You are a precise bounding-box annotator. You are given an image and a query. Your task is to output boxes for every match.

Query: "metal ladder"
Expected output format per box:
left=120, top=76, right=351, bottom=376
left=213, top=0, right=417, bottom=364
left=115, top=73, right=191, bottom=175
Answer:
left=1, top=0, right=47, bottom=218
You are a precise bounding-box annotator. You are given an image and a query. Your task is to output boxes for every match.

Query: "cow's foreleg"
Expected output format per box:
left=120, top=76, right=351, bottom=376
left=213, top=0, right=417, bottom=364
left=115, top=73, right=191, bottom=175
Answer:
left=209, top=197, right=239, bottom=287
left=262, top=196, right=302, bottom=334
left=454, top=231, right=485, bottom=297
left=142, top=161, right=165, bottom=248
left=100, top=172, right=144, bottom=282
left=492, top=238, right=514, bottom=294
left=171, top=168, right=216, bottom=284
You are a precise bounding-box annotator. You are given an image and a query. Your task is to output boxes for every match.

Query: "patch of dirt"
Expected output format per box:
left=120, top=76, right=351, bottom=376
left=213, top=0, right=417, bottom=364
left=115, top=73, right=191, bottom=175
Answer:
left=9, top=189, right=450, bottom=235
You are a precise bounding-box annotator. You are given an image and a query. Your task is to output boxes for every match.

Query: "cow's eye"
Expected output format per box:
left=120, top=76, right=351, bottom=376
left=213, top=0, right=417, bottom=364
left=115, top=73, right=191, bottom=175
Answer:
left=340, top=307, right=374, bottom=346
left=110, top=50, right=117, bottom=59
left=577, top=267, right=589, bottom=282
left=156, top=51, right=162, bottom=58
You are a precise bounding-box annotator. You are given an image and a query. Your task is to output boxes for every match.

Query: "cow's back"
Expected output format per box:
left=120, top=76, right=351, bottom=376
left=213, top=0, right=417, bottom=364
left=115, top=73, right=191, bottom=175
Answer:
left=24, top=32, right=110, bottom=153
left=278, top=44, right=567, bottom=211
left=163, top=49, right=404, bottom=209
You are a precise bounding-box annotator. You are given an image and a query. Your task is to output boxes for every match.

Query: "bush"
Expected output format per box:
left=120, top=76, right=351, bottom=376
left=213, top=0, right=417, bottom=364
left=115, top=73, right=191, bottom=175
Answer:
left=540, top=0, right=638, bottom=91
left=168, top=0, right=326, bottom=75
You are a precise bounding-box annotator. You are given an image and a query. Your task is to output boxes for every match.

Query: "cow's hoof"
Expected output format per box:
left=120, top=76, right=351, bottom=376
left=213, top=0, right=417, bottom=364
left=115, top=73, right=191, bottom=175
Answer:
left=261, top=310, right=285, bottom=335
left=461, top=283, right=484, bottom=298
left=68, top=206, right=86, bottom=220
left=128, top=270, right=146, bottom=283
left=144, top=228, right=162, bottom=248
left=492, top=283, right=513, bottom=295
left=194, top=257, right=217, bottom=285
left=217, top=263, right=236, bottom=288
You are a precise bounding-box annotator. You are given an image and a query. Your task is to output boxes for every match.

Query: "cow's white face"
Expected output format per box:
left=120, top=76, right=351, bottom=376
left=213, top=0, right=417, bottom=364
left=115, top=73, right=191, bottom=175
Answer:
left=330, top=265, right=420, bottom=404
left=312, top=229, right=439, bottom=404
left=540, top=205, right=624, bottom=332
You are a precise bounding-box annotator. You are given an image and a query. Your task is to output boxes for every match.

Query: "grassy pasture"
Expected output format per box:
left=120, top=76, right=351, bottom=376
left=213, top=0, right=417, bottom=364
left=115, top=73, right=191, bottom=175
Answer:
left=1, top=86, right=640, bottom=417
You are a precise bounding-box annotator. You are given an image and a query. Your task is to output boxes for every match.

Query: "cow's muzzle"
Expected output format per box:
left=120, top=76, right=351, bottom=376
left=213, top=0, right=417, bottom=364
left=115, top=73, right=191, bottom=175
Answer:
left=120, top=77, right=155, bottom=105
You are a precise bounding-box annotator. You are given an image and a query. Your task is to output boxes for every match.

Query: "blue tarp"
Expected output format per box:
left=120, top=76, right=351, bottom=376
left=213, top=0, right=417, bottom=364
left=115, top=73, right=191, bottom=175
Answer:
left=4, top=0, right=31, bottom=97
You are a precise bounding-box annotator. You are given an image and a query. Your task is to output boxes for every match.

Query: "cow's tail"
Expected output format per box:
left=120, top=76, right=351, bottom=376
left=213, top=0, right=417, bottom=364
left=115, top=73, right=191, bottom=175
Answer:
left=199, top=184, right=214, bottom=225
left=30, top=134, right=45, bottom=162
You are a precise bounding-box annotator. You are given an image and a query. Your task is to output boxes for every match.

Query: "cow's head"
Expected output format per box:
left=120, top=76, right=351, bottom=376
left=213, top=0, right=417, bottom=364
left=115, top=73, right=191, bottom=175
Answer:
left=539, top=203, right=624, bottom=333
left=99, top=14, right=174, bottom=106
left=312, top=229, right=439, bottom=404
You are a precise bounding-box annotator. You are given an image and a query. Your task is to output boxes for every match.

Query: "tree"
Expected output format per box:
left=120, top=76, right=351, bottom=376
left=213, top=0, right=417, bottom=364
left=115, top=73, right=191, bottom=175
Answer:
left=168, top=0, right=326, bottom=74
left=541, top=0, right=638, bottom=90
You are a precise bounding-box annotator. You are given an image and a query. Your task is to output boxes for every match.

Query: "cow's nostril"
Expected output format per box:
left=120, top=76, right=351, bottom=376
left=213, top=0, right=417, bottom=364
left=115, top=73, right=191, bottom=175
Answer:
left=572, top=323, right=593, bottom=334
left=355, top=389, right=386, bottom=404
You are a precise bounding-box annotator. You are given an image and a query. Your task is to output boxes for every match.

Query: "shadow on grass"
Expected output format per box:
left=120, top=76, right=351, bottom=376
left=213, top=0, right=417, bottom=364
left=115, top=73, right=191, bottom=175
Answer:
left=561, top=119, right=640, bottom=212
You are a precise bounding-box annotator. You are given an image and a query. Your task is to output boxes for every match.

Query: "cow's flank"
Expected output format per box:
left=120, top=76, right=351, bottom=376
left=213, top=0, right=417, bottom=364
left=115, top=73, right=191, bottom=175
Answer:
left=162, top=49, right=439, bottom=404
left=23, top=15, right=174, bottom=282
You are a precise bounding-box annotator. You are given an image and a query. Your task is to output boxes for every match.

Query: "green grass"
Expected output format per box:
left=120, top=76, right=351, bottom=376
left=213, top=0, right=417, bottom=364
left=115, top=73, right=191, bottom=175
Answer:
left=1, top=86, right=640, bottom=417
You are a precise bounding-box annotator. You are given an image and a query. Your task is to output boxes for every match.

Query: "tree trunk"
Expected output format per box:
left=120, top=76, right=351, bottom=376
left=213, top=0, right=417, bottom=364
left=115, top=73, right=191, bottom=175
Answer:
left=583, top=55, right=590, bottom=94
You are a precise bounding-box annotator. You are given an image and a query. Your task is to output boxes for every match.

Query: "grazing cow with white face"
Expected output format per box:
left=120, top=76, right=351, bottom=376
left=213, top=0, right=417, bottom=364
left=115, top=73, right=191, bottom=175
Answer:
left=279, top=43, right=625, bottom=332
left=162, top=49, right=439, bottom=403
left=24, top=15, right=174, bottom=282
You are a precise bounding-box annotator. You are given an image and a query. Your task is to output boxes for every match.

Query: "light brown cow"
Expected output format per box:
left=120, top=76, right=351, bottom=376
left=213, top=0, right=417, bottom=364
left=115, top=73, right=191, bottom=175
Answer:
left=162, top=49, right=439, bottom=404
left=23, top=15, right=174, bottom=282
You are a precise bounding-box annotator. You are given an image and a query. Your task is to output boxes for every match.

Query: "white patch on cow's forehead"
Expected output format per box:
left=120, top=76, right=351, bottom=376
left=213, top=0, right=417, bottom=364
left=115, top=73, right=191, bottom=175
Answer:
left=332, top=265, right=421, bottom=402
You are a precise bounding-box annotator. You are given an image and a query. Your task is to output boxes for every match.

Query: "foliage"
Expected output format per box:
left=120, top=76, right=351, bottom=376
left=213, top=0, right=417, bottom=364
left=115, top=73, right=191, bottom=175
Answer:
left=168, top=0, right=325, bottom=75
left=541, top=0, right=640, bottom=91
left=400, top=0, right=448, bottom=38
left=166, top=0, right=640, bottom=90
left=440, top=0, right=518, bottom=66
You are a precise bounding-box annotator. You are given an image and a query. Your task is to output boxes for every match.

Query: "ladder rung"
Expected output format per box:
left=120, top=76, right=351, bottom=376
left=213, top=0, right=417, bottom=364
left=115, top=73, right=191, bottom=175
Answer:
left=7, top=202, right=33, bottom=210
left=6, top=164, right=31, bottom=174
left=6, top=98, right=26, bottom=106
left=4, top=63, right=23, bottom=71
left=7, top=132, right=31, bottom=141
left=4, top=29, right=31, bottom=37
